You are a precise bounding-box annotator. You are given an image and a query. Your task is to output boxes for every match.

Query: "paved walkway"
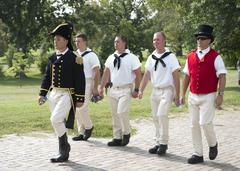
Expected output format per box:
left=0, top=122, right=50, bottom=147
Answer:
left=0, top=109, right=240, bottom=171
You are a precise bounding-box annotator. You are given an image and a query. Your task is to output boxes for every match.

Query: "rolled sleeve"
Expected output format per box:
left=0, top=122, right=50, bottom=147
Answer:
left=183, top=59, right=189, bottom=75
left=215, top=55, right=227, bottom=77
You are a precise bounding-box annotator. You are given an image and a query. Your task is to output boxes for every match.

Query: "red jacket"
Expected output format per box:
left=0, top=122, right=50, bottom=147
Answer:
left=188, top=49, right=219, bottom=94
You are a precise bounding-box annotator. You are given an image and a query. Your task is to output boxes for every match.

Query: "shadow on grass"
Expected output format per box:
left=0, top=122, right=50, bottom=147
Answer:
left=225, top=86, right=240, bottom=92
left=0, top=75, right=42, bottom=86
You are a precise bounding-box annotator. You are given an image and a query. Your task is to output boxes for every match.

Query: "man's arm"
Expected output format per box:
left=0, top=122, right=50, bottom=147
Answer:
left=216, top=73, right=226, bottom=107
left=181, top=74, right=190, bottom=104
left=172, top=69, right=180, bottom=105
left=92, top=66, right=100, bottom=96
left=132, top=67, right=142, bottom=98
left=98, top=67, right=110, bottom=97
left=138, top=70, right=150, bottom=99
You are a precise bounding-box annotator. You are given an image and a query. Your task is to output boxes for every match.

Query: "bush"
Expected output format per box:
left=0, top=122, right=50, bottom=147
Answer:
left=36, top=42, right=52, bottom=74
left=0, top=65, right=4, bottom=77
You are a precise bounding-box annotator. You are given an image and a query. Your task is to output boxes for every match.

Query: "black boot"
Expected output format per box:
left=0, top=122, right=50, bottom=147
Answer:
left=121, top=134, right=130, bottom=146
left=83, top=126, right=94, bottom=141
left=209, top=142, right=218, bottom=160
left=50, top=133, right=70, bottom=163
left=72, top=134, right=84, bottom=141
left=107, top=139, right=122, bottom=146
left=149, top=145, right=160, bottom=154
left=187, top=155, right=204, bottom=164
left=157, top=144, right=168, bottom=156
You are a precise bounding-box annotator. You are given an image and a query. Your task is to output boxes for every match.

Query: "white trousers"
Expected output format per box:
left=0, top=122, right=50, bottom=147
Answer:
left=188, top=92, right=217, bottom=156
left=151, top=87, right=174, bottom=145
left=75, top=78, right=93, bottom=134
left=108, top=85, right=132, bottom=139
left=48, top=88, right=72, bottom=137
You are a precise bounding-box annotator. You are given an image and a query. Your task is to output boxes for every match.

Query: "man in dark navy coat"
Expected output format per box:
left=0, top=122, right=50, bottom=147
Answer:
left=38, top=22, right=85, bottom=163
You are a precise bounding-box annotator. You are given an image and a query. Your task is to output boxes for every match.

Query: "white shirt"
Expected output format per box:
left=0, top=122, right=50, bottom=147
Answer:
left=183, top=47, right=227, bottom=77
left=105, top=49, right=141, bottom=86
left=77, top=48, right=100, bottom=79
left=56, top=48, right=69, bottom=59
left=145, top=48, right=181, bottom=88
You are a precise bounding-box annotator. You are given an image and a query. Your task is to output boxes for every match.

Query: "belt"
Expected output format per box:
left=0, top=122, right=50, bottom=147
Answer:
left=52, top=87, right=74, bottom=94
left=153, top=86, right=173, bottom=90
left=112, top=83, right=133, bottom=89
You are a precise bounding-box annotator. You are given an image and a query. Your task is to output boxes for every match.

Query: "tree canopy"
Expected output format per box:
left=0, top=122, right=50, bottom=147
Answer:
left=0, top=0, right=239, bottom=75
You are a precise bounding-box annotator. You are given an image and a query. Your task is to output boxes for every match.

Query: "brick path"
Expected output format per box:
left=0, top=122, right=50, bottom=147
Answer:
left=0, top=109, right=240, bottom=171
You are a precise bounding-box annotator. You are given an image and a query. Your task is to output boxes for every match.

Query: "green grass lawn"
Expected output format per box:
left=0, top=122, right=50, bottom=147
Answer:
left=0, top=68, right=239, bottom=137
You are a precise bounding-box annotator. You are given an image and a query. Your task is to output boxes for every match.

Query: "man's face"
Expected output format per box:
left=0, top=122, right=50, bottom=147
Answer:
left=75, top=37, right=86, bottom=50
left=54, top=35, right=68, bottom=50
left=197, top=36, right=211, bottom=49
left=153, top=33, right=165, bottom=51
left=114, top=37, right=125, bottom=52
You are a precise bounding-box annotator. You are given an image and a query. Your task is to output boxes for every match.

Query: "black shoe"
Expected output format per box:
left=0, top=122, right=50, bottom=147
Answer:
left=121, top=134, right=130, bottom=146
left=149, top=145, right=159, bottom=154
left=157, top=144, right=168, bottom=156
left=187, top=155, right=204, bottom=164
left=107, top=139, right=122, bottom=146
left=51, top=133, right=70, bottom=163
left=209, top=143, right=218, bottom=160
left=72, top=134, right=84, bottom=141
left=84, top=126, right=94, bottom=140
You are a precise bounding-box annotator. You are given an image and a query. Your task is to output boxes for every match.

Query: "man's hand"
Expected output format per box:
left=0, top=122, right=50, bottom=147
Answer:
left=76, top=102, right=84, bottom=108
left=131, top=91, right=138, bottom=98
left=138, top=91, right=143, bottom=99
left=215, top=95, right=223, bottom=108
left=38, top=96, right=46, bottom=105
left=98, top=86, right=104, bottom=98
left=180, top=96, right=186, bottom=105
left=92, top=88, right=99, bottom=96
left=174, top=96, right=180, bottom=106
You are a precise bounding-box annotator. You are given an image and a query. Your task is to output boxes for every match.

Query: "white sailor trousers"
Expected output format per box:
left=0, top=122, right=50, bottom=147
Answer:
left=188, top=92, right=217, bottom=156
left=108, top=85, right=132, bottom=139
left=151, top=87, right=174, bottom=145
left=48, top=88, right=72, bottom=137
left=75, top=78, right=94, bottom=134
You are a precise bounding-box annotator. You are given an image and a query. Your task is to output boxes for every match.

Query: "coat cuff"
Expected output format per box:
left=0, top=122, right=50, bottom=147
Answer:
left=75, top=94, right=85, bottom=103
left=39, top=88, right=49, bottom=96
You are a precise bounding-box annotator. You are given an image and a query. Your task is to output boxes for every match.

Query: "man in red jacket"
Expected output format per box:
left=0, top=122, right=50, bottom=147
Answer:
left=181, top=24, right=227, bottom=164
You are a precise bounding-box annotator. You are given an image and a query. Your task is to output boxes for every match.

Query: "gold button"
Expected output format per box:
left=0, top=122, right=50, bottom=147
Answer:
left=59, top=66, right=61, bottom=68
left=61, top=60, right=63, bottom=62
left=58, top=74, right=60, bottom=77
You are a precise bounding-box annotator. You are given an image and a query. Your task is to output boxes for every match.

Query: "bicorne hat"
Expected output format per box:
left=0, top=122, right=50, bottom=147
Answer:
left=50, top=22, right=74, bottom=50
left=194, top=24, right=214, bottom=43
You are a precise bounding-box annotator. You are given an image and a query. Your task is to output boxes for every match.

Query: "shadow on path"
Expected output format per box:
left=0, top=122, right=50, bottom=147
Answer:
left=60, top=161, right=107, bottom=171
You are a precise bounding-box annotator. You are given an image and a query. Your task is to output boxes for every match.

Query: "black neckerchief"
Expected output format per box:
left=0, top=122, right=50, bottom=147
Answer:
left=81, top=50, right=92, bottom=57
left=152, top=52, right=171, bottom=71
left=113, top=52, right=128, bottom=70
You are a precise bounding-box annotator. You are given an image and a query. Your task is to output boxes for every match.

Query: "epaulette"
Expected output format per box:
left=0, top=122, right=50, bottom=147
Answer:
left=73, top=51, right=83, bottom=64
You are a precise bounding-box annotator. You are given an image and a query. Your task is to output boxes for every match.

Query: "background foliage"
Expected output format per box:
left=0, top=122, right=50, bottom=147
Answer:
left=0, top=0, right=239, bottom=76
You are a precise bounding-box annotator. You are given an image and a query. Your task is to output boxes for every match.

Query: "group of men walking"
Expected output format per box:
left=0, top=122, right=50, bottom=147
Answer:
left=38, top=23, right=227, bottom=165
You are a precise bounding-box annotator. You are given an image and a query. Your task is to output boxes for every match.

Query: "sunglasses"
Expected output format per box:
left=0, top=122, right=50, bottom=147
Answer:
left=197, top=37, right=209, bottom=41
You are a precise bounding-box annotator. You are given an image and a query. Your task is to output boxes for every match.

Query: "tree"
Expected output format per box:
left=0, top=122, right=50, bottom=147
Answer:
left=0, top=0, right=57, bottom=77
left=67, top=0, right=153, bottom=62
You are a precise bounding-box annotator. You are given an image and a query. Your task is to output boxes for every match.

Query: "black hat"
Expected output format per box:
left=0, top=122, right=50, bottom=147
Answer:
left=194, top=24, right=214, bottom=43
left=51, top=22, right=74, bottom=50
